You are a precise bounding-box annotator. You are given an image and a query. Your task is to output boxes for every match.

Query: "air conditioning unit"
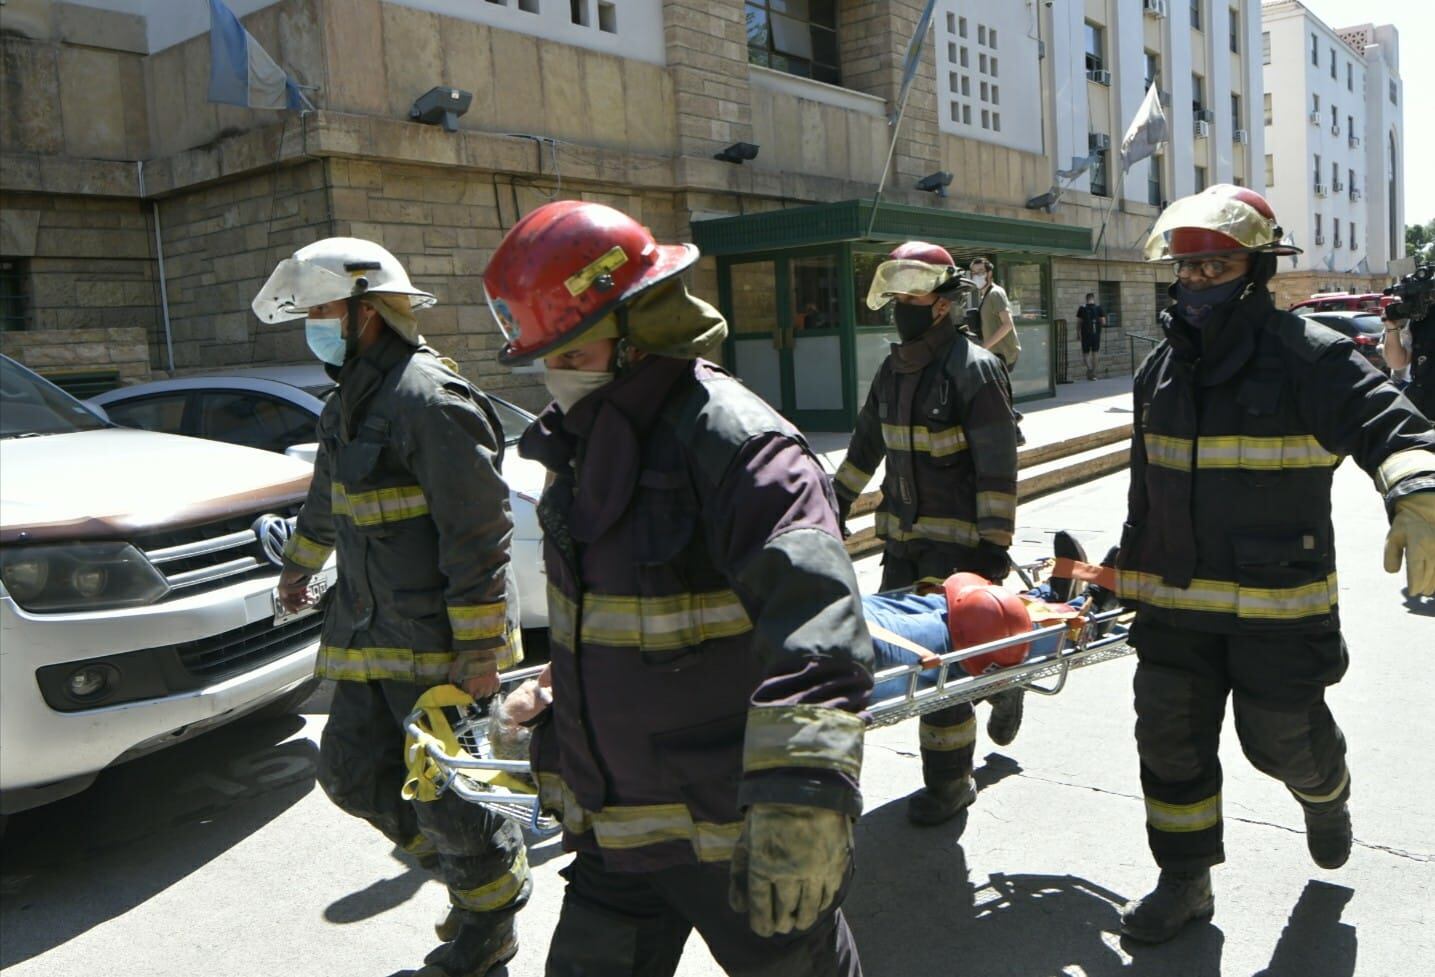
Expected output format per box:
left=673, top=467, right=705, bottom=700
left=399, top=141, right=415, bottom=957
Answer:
left=1314, top=183, right=1328, bottom=197
left=1331, top=123, right=1341, bottom=136
left=1233, top=128, right=1249, bottom=144
left=1315, top=234, right=1326, bottom=245
left=1089, top=133, right=1112, bottom=150
left=1333, top=179, right=1344, bottom=192
left=1350, top=188, right=1362, bottom=201
left=1087, top=68, right=1112, bottom=85
left=1349, top=135, right=1361, bottom=148
left=1194, top=119, right=1211, bottom=138
left=1143, top=0, right=1168, bottom=17
left=1196, top=108, right=1216, bottom=122
left=1309, top=111, right=1322, bottom=125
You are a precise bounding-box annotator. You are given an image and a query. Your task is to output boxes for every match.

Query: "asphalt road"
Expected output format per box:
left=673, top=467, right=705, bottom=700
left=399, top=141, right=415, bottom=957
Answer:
left=2, top=464, right=1431, bottom=977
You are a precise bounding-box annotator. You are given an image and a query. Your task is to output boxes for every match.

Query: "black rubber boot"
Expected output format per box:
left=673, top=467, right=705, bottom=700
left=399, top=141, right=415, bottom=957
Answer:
left=418, top=914, right=518, bottom=977
left=986, top=689, right=1025, bottom=747
left=435, top=905, right=462, bottom=942
left=1305, top=803, right=1353, bottom=869
left=906, top=777, right=977, bottom=826
left=1049, top=531, right=1088, bottom=602
left=1119, top=869, right=1215, bottom=944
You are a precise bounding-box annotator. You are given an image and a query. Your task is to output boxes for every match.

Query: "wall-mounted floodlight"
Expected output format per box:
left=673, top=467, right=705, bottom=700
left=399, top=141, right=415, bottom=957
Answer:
left=411, top=86, right=472, bottom=133
left=915, top=171, right=954, bottom=197
left=714, top=142, right=760, bottom=164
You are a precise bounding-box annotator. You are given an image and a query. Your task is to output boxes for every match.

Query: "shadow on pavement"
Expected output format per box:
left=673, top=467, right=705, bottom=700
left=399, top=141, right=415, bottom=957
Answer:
left=1251, top=880, right=1356, bottom=977
left=847, top=797, right=1225, bottom=976
left=1401, top=592, right=1435, bottom=616
left=0, top=714, right=317, bottom=968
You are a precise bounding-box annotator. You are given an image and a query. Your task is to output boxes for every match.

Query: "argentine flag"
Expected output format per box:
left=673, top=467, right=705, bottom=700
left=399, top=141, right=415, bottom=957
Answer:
left=208, top=0, right=309, bottom=111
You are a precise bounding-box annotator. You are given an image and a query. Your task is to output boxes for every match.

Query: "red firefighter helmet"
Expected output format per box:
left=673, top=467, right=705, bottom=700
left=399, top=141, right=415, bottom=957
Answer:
left=1146, top=184, right=1301, bottom=261
left=942, top=571, right=994, bottom=606
left=865, top=240, right=968, bottom=310
left=485, top=201, right=699, bottom=365
left=947, top=585, right=1032, bottom=677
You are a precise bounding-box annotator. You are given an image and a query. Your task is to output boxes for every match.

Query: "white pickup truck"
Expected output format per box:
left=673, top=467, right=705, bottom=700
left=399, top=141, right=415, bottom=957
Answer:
left=0, top=355, right=330, bottom=815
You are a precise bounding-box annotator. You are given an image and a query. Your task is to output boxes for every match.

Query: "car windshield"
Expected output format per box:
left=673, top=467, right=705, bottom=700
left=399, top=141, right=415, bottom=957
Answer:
left=0, top=357, right=109, bottom=439
left=1348, top=316, right=1383, bottom=336
left=490, top=399, right=534, bottom=446
left=302, top=381, right=337, bottom=398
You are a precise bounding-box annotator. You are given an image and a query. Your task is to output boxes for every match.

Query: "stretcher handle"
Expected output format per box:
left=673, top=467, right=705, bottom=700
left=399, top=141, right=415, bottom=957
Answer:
left=1051, top=557, right=1118, bottom=592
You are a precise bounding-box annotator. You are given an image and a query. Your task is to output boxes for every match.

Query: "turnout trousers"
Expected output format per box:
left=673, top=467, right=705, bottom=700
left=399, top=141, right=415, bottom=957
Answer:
left=880, top=546, right=1008, bottom=790
left=317, top=678, right=530, bottom=919
left=1130, top=617, right=1351, bottom=870
left=545, top=852, right=862, bottom=977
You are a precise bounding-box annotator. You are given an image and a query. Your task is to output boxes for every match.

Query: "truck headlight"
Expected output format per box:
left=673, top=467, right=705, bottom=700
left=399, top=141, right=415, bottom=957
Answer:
left=0, top=543, right=169, bottom=611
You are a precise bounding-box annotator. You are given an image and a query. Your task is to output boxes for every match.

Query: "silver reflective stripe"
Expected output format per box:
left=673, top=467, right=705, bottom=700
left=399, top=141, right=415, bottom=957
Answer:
left=835, top=460, right=872, bottom=497
left=1291, top=768, right=1350, bottom=806
left=581, top=590, right=753, bottom=651
left=742, top=705, right=864, bottom=780
left=1197, top=435, right=1341, bottom=470
left=1145, top=793, right=1221, bottom=833
left=875, top=511, right=981, bottom=547
left=882, top=423, right=968, bottom=457
left=1145, top=434, right=1193, bottom=472
left=536, top=772, right=742, bottom=862
left=1116, top=570, right=1338, bottom=621
left=919, top=717, right=977, bottom=751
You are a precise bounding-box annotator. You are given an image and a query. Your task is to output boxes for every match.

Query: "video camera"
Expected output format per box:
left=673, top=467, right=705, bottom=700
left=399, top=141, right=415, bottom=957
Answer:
left=1382, top=264, right=1435, bottom=322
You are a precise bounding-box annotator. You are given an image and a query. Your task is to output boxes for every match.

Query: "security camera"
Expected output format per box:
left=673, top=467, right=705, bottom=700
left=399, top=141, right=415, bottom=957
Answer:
left=410, top=87, right=472, bottom=133
left=915, top=171, right=954, bottom=197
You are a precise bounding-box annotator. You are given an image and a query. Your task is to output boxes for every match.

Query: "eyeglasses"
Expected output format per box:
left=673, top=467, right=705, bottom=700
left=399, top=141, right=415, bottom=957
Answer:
left=1174, top=258, right=1245, bottom=278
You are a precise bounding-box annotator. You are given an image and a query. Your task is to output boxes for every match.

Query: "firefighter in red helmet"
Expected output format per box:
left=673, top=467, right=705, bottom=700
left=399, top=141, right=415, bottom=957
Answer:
left=832, top=240, right=1022, bottom=829
left=1117, top=184, right=1435, bottom=943
left=484, top=200, right=872, bottom=976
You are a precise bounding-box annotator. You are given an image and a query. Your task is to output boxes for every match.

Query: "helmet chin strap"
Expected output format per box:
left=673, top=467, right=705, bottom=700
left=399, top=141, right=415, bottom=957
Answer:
left=344, top=293, right=365, bottom=364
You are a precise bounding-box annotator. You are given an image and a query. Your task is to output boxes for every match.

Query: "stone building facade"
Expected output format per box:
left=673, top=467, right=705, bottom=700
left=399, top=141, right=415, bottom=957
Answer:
left=0, top=0, right=1269, bottom=419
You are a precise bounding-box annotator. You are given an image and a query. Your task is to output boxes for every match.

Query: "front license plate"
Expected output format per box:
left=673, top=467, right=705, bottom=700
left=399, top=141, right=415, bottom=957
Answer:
left=272, top=571, right=332, bottom=626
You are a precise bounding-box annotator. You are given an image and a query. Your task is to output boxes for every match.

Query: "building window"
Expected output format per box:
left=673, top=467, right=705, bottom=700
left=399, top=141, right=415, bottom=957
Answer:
left=1089, top=134, right=1110, bottom=197
left=1348, top=114, right=1355, bottom=138
left=1194, top=164, right=1208, bottom=191
left=0, top=258, right=30, bottom=332
left=960, top=47, right=969, bottom=68
left=962, top=75, right=970, bottom=96
left=1332, top=160, right=1339, bottom=187
left=959, top=16, right=967, bottom=39
left=991, top=84, right=999, bottom=105
left=745, top=1, right=840, bottom=85
left=1231, top=93, right=1242, bottom=129
left=1084, top=22, right=1105, bottom=73
left=1333, top=217, right=1342, bottom=248
left=1330, top=46, right=1337, bottom=79
left=988, top=28, right=997, bottom=47
left=978, top=24, right=986, bottom=45
left=1390, top=80, right=1397, bottom=105
left=1312, top=92, right=1320, bottom=113
left=1311, top=33, right=1319, bottom=66
left=1350, top=222, right=1357, bottom=249
left=1263, top=92, right=1272, bottom=126
left=1192, top=73, right=1205, bottom=116
left=1313, top=153, right=1321, bottom=189
left=1262, top=30, right=1271, bottom=64
left=1347, top=63, right=1353, bottom=90
left=1229, top=8, right=1239, bottom=53
left=979, top=52, right=988, bottom=73
left=992, top=112, right=1001, bottom=131
left=1148, top=154, right=1164, bottom=206
left=1265, top=153, right=1274, bottom=186
left=989, top=56, right=998, bottom=77
left=1349, top=167, right=1356, bottom=192
left=962, top=103, right=971, bottom=125
left=1098, top=281, right=1122, bottom=328
left=1144, top=50, right=1160, bottom=90
left=946, top=12, right=955, bottom=34
left=1314, top=212, right=1322, bottom=240
left=981, top=108, right=990, bottom=129
left=1331, top=105, right=1338, bottom=130
left=1191, top=0, right=1202, bottom=31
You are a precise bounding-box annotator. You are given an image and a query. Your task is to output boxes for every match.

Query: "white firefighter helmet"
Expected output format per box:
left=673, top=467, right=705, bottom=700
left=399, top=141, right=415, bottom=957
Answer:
left=252, top=237, right=436, bottom=343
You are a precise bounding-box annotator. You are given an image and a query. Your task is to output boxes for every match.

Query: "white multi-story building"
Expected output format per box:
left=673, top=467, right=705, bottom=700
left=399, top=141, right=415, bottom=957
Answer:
left=1261, top=1, right=1404, bottom=279
left=937, top=0, right=1265, bottom=207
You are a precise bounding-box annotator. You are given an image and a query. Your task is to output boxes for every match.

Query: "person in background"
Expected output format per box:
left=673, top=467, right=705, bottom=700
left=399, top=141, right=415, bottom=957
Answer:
left=1076, top=292, right=1107, bottom=381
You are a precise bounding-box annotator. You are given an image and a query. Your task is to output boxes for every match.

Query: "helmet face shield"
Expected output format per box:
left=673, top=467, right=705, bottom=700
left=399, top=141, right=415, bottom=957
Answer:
left=484, top=285, right=524, bottom=347
left=1146, top=191, right=1301, bottom=262
left=252, top=257, right=358, bottom=323
left=865, top=259, right=959, bottom=310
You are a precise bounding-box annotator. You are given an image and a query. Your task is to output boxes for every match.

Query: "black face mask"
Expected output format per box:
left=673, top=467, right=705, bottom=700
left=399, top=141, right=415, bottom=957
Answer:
left=893, top=302, right=937, bottom=341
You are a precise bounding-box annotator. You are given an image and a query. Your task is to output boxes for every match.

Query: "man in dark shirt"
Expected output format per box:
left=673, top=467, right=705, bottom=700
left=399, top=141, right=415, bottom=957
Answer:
left=1075, top=293, right=1106, bottom=380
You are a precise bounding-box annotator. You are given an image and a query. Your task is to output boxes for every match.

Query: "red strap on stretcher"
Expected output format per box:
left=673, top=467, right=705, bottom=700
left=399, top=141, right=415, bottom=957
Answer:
left=1051, top=557, right=1119, bottom=593
left=867, top=623, right=944, bottom=669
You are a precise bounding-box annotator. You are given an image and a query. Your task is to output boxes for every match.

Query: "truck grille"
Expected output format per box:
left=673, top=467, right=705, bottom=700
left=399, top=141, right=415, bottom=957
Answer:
left=177, top=613, right=325, bottom=679
left=137, top=507, right=302, bottom=600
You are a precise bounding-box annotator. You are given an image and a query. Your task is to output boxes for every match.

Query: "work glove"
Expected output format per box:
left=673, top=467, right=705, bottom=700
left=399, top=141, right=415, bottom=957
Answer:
left=1384, top=491, right=1435, bottom=596
left=835, top=494, right=853, bottom=540
left=729, top=803, right=853, bottom=937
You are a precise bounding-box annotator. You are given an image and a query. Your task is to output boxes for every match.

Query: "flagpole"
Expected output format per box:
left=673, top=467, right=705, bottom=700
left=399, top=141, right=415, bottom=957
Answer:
left=865, top=0, right=940, bottom=238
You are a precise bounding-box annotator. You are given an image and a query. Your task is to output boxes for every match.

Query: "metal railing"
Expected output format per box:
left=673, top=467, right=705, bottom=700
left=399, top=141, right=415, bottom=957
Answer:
left=1126, top=331, right=1161, bottom=374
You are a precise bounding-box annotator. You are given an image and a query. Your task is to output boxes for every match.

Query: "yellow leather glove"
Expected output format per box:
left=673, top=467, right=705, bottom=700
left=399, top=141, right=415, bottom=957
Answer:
left=1384, top=492, right=1435, bottom=597
left=728, top=803, right=852, bottom=937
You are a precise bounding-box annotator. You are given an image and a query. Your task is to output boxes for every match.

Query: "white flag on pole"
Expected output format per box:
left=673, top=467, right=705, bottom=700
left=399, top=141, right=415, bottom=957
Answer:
left=1121, top=83, right=1168, bottom=173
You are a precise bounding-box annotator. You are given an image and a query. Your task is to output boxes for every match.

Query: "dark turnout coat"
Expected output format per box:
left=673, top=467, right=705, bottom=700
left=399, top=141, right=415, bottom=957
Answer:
left=519, top=356, right=873, bottom=873
left=1118, top=288, right=1435, bottom=633
left=283, top=331, right=523, bottom=684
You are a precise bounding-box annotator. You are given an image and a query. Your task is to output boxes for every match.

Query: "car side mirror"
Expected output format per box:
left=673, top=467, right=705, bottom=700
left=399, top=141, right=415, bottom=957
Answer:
left=285, top=442, right=319, bottom=465
left=83, top=400, right=111, bottom=424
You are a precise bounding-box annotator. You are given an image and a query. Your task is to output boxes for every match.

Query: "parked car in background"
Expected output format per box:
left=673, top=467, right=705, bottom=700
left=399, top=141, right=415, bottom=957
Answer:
left=1, top=355, right=325, bottom=815
left=91, top=364, right=549, bottom=631
left=1289, top=292, right=1383, bottom=314
left=1298, top=311, right=1388, bottom=372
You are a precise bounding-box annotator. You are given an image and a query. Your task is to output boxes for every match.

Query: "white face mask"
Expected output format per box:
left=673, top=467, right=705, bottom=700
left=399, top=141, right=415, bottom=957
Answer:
left=970, top=273, right=988, bottom=288
left=543, top=367, right=615, bottom=413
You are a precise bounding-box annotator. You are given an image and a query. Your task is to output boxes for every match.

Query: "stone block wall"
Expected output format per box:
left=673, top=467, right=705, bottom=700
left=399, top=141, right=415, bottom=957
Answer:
left=662, top=1, right=756, bottom=159
left=1052, top=256, right=1169, bottom=380
left=1, top=326, right=151, bottom=385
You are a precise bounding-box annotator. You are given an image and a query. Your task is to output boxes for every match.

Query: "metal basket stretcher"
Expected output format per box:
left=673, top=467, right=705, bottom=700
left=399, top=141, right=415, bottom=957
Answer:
left=405, top=569, right=1134, bottom=835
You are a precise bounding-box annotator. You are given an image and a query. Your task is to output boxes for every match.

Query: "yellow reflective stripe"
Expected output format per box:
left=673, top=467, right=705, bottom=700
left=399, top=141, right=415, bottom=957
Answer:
left=881, top=423, right=968, bottom=457
left=1197, top=435, right=1341, bottom=470
left=450, top=848, right=529, bottom=912
left=834, top=460, right=872, bottom=497
left=581, top=590, right=753, bottom=651
left=331, top=481, right=430, bottom=526
left=1376, top=448, right=1435, bottom=494
left=1144, top=434, right=1193, bottom=472
left=316, top=645, right=452, bottom=683
left=742, top=705, right=864, bottom=781
left=1145, top=793, right=1221, bottom=833
left=283, top=532, right=332, bottom=572
left=977, top=490, right=1016, bottom=523
left=1116, top=570, right=1338, bottom=620
left=875, top=511, right=981, bottom=547
left=549, top=585, right=577, bottom=650
left=448, top=602, right=508, bottom=641
left=536, top=773, right=742, bottom=862
left=919, top=716, right=977, bottom=752
left=1292, top=768, right=1350, bottom=806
